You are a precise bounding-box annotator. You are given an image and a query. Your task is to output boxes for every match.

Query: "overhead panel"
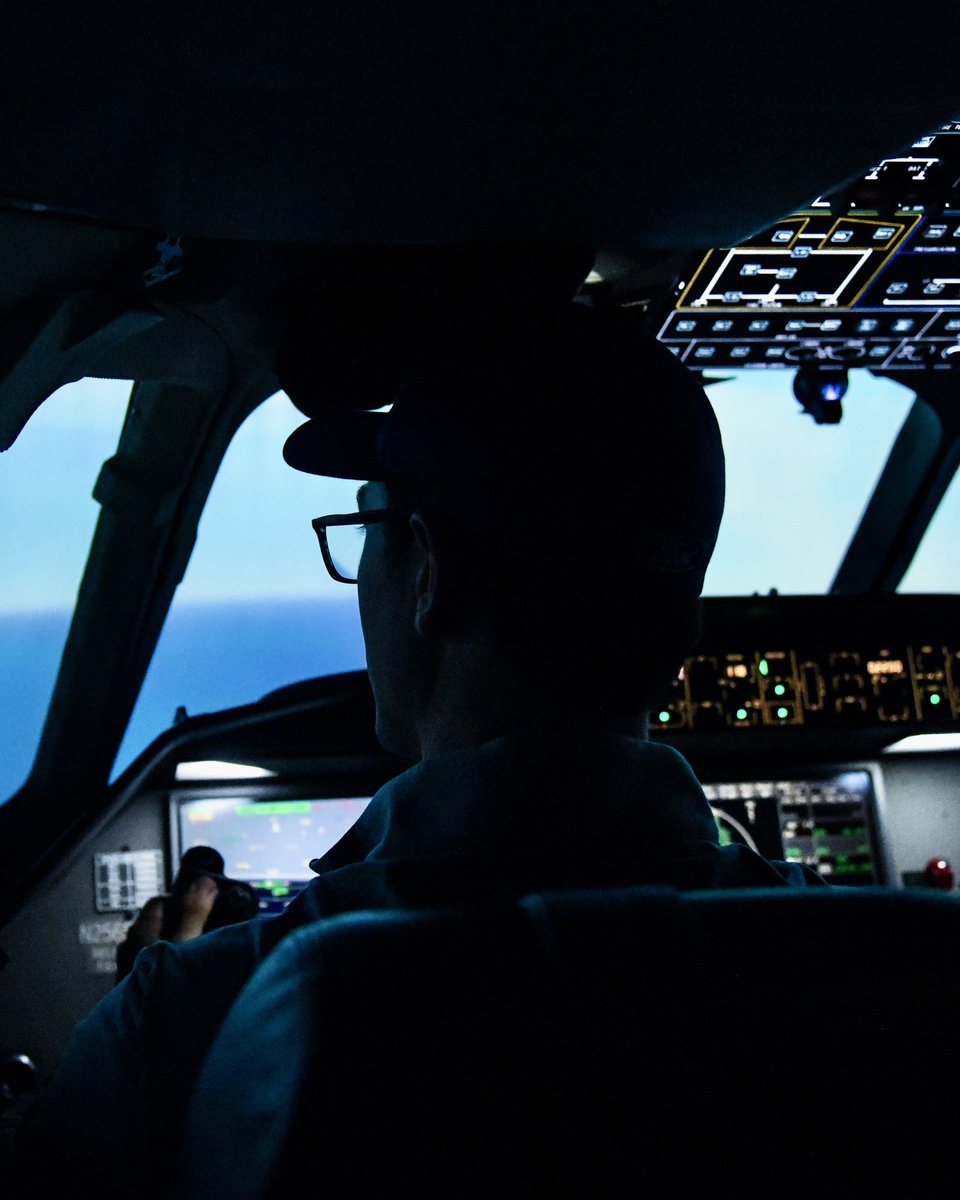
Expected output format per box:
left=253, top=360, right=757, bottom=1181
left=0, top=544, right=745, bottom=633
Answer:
left=655, top=122, right=960, bottom=372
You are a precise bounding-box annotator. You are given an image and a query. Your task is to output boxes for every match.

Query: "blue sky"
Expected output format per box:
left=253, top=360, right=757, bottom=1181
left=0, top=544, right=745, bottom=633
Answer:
left=0, top=368, right=948, bottom=616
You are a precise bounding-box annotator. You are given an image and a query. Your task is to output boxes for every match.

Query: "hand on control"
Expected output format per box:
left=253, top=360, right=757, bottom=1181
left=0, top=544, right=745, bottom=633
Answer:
left=115, top=875, right=219, bottom=982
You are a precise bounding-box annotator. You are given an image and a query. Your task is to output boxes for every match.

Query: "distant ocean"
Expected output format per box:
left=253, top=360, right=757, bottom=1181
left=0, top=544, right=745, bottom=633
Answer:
left=0, top=597, right=366, bottom=804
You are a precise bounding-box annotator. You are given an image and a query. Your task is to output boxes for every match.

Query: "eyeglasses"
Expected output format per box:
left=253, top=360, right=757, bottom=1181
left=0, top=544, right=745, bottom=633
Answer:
left=311, top=509, right=402, bottom=584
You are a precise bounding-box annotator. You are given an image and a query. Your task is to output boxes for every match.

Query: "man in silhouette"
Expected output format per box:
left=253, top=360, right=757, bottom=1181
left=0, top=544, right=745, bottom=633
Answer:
left=17, top=302, right=824, bottom=1196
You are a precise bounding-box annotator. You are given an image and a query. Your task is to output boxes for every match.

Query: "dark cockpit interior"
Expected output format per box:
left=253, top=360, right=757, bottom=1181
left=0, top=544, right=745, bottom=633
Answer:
left=1, top=5, right=960, bottom=1188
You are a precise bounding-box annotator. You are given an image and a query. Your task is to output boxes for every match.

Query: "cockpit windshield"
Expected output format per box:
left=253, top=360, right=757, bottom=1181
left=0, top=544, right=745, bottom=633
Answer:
left=703, top=369, right=916, bottom=595
left=3, top=366, right=951, bottom=802
left=0, top=378, right=131, bottom=801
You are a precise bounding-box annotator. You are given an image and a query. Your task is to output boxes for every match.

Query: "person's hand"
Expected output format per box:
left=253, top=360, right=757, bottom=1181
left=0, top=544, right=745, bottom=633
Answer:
left=115, top=874, right=219, bottom=982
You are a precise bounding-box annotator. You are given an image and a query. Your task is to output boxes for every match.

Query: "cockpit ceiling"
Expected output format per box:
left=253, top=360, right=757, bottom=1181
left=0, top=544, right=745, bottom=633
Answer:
left=1, top=5, right=958, bottom=248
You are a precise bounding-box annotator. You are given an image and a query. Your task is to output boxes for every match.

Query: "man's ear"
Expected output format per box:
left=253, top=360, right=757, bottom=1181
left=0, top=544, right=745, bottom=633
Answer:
left=408, top=513, right=442, bottom=635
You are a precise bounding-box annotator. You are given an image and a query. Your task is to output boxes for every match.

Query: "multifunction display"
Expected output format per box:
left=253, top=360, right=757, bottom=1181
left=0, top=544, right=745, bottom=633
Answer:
left=703, top=769, right=881, bottom=884
left=174, top=795, right=372, bottom=913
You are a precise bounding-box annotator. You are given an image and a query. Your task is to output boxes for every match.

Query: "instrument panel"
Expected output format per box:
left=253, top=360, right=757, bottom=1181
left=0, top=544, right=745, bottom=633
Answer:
left=655, top=595, right=959, bottom=735
left=655, top=121, right=960, bottom=372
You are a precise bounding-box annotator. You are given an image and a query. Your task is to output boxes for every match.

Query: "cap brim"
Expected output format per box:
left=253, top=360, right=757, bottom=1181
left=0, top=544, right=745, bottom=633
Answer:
left=282, top=410, right=387, bottom=479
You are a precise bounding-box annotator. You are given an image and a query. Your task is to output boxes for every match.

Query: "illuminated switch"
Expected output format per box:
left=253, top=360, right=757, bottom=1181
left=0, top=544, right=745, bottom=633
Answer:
left=730, top=346, right=751, bottom=358
left=857, top=318, right=879, bottom=333
left=653, top=704, right=687, bottom=730
left=748, top=319, right=770, bottom=332
left=919, top=687, right=953, bottom=722
left=766, top=680, right=796, bottom=701
left=765, top=702, right=798, bottom=724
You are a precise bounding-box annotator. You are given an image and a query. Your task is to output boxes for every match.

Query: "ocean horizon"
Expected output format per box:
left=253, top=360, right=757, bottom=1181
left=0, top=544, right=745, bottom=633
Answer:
left=0, top=596, right=367, bottom=804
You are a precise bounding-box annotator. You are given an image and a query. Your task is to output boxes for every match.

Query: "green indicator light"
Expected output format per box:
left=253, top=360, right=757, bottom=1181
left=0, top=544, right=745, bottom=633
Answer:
left=759, top=659, right=769, bottom=677
left=271, top=886, right=290, bottom=897
left=736, top=708, right=748, bottom=721
left=659, top=710, right=671, bottom=723
left=774, top=683, right=786, bottom=696
left=777, top=706, right=789, bottom=719
left=930, top=693, right=941, bottom=706
left=237, top=801, right=312, bottom=817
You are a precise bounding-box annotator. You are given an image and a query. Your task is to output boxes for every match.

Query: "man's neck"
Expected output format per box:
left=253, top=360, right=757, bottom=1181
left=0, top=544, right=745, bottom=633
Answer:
left=414, top=640, right=649, bottom=760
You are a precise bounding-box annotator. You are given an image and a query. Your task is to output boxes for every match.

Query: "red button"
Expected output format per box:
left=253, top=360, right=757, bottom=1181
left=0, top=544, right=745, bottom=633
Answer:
left=922, top=858, right=954, bottom=889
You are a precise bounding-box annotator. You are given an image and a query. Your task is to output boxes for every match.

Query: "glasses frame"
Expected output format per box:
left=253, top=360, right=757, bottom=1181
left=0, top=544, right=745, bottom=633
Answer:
left=311, top=508, right=402, bottom=584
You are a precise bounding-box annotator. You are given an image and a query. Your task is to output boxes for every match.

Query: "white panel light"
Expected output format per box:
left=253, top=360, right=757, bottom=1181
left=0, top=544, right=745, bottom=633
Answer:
left=175, top=760, right=277, bottom=780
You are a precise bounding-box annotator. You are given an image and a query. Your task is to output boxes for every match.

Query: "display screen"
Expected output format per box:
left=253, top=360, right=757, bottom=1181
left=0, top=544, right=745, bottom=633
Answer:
left=656, top=121, right=960, bottom=372
left=174, top=795, right=372, bottom=913
left=702, top=768, right=884, bottom=884
left=172, top=767, right=885, bottom=912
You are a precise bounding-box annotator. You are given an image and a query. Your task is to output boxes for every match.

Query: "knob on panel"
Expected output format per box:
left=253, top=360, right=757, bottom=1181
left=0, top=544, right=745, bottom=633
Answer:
left=922, top=857, right=955, bottom=890
left=1, top=1052, right=37, bottom=1107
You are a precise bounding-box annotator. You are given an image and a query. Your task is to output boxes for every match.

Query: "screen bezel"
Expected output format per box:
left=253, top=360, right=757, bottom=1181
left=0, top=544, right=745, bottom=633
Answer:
left=166, top=781, right=376, bottom=892
left=699, top=760, right=896, bottom=886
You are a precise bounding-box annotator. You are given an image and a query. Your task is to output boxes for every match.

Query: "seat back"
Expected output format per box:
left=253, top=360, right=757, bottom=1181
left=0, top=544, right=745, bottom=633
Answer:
left=176, top=886, right=960, bottom=1199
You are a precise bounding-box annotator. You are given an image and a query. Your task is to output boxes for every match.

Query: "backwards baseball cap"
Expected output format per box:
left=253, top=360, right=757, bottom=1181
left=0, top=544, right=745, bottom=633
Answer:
left=282, top=303, right=724, bottom=597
